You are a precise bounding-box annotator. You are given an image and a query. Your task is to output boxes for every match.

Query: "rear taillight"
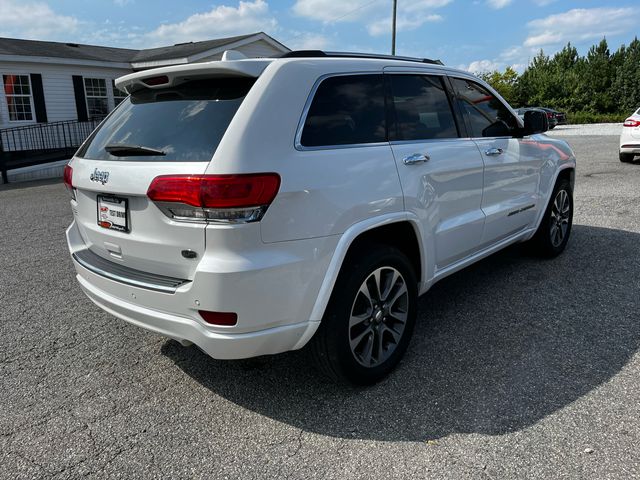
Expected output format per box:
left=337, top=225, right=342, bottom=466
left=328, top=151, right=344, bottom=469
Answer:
left=198, top=310, right=238, bottom=326
left=63, top=165, right=75, bottom=200
left=547, top=112, right=554, bottom=118
left=623, top=118, right=640, bottom=127
left=147, top=173, right=281, bottom=223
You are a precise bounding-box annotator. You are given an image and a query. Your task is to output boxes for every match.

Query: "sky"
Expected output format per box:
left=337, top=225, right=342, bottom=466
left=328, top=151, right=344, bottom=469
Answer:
left=0, top=0, right=639, bottom=72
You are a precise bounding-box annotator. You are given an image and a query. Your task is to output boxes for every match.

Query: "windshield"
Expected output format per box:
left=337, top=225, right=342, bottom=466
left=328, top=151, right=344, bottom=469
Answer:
left=77, top=77, right=255, bottom=162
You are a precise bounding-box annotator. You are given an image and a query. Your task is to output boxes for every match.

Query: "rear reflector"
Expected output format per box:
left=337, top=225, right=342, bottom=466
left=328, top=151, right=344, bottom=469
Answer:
left=199, top=310, right=238, bottom=326
left=147, top=173, right=280, bottom=223
left=623, top=118, right=640, bottom=127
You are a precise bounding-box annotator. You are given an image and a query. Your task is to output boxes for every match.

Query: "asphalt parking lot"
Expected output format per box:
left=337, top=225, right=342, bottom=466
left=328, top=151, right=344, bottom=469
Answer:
left=1, top=131, right=639, bottom=479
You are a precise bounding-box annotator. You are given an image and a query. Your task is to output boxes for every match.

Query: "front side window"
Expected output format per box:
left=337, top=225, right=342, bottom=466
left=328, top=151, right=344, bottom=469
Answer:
left=300, top=74, right=386, bottom=147
left=388, top=75, right=458, bottom=141
left=3, top=74, right=33, bottom=121
left=450, top=77, right=518, bottom=137
left=112, top=80, right=127, bottom=106
left=84, top=78, right=108, bottom=117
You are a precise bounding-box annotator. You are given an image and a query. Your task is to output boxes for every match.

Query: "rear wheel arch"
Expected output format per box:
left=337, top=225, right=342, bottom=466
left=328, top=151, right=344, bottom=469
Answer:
left=342, top=221, right=423, bottom=286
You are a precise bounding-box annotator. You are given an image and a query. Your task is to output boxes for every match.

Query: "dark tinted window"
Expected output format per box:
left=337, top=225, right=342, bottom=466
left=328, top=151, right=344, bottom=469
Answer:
left=389, top=75, right=458, bottom=140
left=450, top=78, right=518, bottom=137
left=300, top=75, right=386, bottom=147
left=78, top=78, right=254, bottom=162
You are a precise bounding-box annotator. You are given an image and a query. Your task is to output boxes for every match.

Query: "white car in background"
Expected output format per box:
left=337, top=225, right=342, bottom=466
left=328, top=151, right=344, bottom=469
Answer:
left=620, top=108, right=640, bottom=162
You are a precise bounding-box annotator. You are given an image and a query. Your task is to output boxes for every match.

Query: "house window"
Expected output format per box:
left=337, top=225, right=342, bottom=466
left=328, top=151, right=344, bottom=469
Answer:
left=3, top=74, right=34, bottom=121
left=84, top=78, right=108, bottom=117
left=112, top=80, right=127, bottom=106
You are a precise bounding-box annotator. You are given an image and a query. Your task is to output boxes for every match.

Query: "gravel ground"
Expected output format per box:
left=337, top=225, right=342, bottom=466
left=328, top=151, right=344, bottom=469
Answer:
left=548, top=123, right=622, bottom=137
left=1, top=135, right=639, bottom=479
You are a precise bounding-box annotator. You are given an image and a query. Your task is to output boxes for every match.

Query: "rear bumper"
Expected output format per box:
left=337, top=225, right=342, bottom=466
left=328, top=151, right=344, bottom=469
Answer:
left=66, top=221, right=336, bottom=359
left=77, top=273, right=317, bottom=359
left=620, top=144, right=640, bottom=154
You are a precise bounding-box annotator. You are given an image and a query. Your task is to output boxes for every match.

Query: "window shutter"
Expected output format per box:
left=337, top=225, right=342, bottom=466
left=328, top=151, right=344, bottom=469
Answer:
left=30, top=74, right=48, bottom=123
left=72, top=75, right=88, bottom=122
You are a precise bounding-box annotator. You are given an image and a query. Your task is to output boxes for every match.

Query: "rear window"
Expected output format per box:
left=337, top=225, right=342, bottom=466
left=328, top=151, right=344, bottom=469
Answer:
left=300, top=74, right=386, bottom=147
left=77, top=78, right=255, bottom=162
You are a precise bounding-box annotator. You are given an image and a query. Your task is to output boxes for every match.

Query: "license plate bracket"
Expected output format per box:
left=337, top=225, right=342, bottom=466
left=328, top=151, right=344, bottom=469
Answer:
left=97, top=195, right=129, bottom=232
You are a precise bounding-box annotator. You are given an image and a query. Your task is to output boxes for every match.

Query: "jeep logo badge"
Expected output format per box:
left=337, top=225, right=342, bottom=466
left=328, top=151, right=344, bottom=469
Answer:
left=90, top=168, right=110, bottom=185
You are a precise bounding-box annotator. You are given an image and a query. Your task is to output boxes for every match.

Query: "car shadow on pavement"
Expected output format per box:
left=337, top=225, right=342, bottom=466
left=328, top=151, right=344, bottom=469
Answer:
left=161, top=224, right=640, bottom=442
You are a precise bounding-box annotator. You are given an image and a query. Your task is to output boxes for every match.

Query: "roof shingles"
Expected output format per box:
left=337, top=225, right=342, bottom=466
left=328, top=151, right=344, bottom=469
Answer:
left=0, top=33, right=277, bottom=64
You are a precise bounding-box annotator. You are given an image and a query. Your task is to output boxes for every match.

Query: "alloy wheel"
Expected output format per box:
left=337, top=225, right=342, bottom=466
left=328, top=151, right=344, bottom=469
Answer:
left=348, top=267, right=409, bottom=368
left=549, top=189, right=571, bottom=247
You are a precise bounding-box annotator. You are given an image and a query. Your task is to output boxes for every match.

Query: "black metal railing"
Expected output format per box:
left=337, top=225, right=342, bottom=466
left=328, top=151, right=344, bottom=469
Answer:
left=0, top=117, right=104, bottom=183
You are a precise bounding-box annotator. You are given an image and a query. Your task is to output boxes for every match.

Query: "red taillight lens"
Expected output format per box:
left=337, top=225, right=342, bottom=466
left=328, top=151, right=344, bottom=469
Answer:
left=147, top=173, right=281, bottom=223
left=623, top=118, right=640, bottom=127
left=547, top=112, right=554, bottom=118
left=199, top=174, right=281, bottom=208
left=198, top=310, right=237, bottom=326
left=147, top=174, right=280, bottom=208
left=63, top=164, right=74, bottom=198
left=147, top=175, right=203, bottom=206
left=63, top=164, right=73, bottom=189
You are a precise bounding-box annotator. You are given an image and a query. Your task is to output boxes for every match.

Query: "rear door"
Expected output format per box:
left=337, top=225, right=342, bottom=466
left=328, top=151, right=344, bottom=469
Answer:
left=386, top=73, right=485, bottom=270
left=70, top=77, right=254, bottom=280
left=449, top=76, right=544, bottom=246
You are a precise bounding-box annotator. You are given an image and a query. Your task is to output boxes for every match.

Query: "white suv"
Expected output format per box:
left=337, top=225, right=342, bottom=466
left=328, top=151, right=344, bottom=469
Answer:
left=65, top=51, right=576, bottom=384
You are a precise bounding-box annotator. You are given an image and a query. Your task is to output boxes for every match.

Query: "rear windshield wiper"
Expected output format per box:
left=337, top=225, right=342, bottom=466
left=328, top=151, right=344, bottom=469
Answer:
left=105, top=144, right=166, bottom=156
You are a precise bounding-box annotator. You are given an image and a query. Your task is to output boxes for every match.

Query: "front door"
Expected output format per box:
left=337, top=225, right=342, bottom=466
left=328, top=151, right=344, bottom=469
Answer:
left=449, top=77, right=545, bottom=246
left=386, top=73, right=485, bottom=271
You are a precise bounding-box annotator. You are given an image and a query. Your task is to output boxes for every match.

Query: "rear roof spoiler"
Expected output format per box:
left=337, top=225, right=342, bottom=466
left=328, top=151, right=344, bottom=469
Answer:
left=115, top=59, right=272, bottom=94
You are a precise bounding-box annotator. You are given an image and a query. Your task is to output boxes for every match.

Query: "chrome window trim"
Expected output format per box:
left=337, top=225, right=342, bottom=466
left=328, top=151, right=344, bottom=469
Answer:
left=294, top=70, right=386, bottom=151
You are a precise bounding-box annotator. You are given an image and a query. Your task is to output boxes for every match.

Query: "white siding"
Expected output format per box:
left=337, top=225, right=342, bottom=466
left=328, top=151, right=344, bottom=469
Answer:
left=0, top=61, right=132, bottom=130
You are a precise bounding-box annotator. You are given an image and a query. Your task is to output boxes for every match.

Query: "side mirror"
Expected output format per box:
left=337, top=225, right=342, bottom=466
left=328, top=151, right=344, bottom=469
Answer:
left=523, top=110, right=548, bottom=135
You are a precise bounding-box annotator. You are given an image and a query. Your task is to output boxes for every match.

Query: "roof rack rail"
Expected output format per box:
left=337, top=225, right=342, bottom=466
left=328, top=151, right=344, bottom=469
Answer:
left=280, top=50, right=444, bottom=66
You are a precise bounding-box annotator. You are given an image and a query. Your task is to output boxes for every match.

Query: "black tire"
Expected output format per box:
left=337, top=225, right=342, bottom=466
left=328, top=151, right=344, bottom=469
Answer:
left=528, top=178, right=573, bottom=257
left=620, top=152, right=634, bottom=163
left=309, top=244, right=418, bottom=385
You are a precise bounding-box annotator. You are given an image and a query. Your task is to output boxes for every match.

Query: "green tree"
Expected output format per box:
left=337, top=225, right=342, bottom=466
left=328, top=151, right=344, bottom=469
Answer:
left=612, top=37, right=640, bottom=113
left=478, top=66, right=519, bottom=105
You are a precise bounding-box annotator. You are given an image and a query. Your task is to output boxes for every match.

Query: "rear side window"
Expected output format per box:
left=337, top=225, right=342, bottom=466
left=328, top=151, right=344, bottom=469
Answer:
left=450, top=77, right=518, bottom=138
left=300, top=75, right=386, bottom=147
left=388, top=75, right=458, bottom=141
left=77, top=78, right=255, bottom=162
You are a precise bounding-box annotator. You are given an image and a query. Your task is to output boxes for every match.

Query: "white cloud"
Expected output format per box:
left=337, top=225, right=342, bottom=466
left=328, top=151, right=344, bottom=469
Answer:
left=292, top=0, right=451, bottom=38
left=524, top=7, right=638, bottom=48
left=486, top=0, right=512, bottom=9
left=465, top=59, right=502, bottom=73
left=287, top=32, right=332, bottom=50
left=367, top=14, right=443, bottom=37
left=145, top=0, right=277, bottom=46
left=0, top=0, right=79, bottom=39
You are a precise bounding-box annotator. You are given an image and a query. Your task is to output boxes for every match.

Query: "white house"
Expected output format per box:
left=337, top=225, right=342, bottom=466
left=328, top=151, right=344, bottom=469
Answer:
left=0, top=32, right=289, bottom=130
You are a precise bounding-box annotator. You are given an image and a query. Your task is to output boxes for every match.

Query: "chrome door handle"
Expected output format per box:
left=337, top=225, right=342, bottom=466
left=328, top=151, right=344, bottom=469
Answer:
left=403, top=153, right=430, bottom=165
left=485, top=148, right=504, bottom=156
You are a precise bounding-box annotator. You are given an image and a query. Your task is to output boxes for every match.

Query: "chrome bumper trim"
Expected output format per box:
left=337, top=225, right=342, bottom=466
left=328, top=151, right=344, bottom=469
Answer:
left=72, top=248, right=189, bottom=294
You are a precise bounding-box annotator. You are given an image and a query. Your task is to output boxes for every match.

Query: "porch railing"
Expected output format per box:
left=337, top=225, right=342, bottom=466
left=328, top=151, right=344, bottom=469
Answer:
left=0, top=117, right=104, bottom=183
